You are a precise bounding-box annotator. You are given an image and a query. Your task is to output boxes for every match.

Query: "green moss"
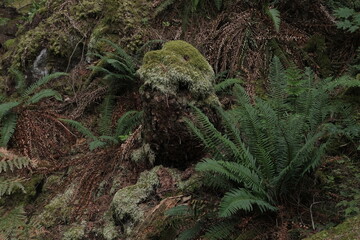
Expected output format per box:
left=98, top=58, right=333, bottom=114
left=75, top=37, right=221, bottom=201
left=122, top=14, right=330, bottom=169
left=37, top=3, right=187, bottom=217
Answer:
left=110, top=166, right=160, bottom=235
left=3, top=39, right=16, bottom=50
left=37, top=185, right=75, bottom=228
left=138, top=40, right=216, bottom=99
left=62, top=222, right=86, bottom=240
left=304, top=215, right=360, bottom=240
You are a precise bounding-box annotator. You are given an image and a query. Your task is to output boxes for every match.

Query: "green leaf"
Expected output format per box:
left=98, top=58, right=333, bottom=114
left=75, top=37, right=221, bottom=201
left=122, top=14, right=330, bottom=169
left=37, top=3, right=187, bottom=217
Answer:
left=59, top=118, right=97, bottom=140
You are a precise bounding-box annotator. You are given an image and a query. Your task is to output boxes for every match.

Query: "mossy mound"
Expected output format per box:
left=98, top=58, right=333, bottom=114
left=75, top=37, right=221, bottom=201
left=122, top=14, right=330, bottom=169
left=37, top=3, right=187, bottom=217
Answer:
left=305, top=215, right=360, bottom=240
left=110, top=166, right=160, bottom=235
left=138, top=40, right=215, bottom=100
left=36, top=185, right=75, bottom=228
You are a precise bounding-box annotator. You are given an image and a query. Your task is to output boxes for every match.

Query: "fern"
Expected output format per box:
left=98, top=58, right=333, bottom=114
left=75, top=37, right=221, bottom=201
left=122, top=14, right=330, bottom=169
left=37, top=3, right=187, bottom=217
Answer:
left=0, top=113, right=18, bottom=147
left=177, top=221, right=202, bottom=240
left=59, top=119, right=97, bottom=140
left=22, top=72, right=67, bottom=97
left=0, top=149, right=30, bottom=173
left=213, top=0, right=222, bottom=10
left=214, top=78, right=243, bottom=93
left=98, top=95, right=115, bottom=136
left=26, top=89, right=62, bottom=104
left=115, top=110, right=143, bottom=136
left=0, top=206, right=27, bottom=239
left=9, top=68, right=26, bottom=93
left=0, top=178, right=26, bottom=198
left=267, top=7, right=281, bottom=32
left=203, top=221, right=236, bottom=240
left=0, top=102, right=20, bottom=122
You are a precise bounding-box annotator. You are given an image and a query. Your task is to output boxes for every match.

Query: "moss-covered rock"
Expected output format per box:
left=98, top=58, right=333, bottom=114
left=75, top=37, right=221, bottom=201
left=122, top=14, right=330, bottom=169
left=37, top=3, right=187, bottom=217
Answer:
left=62, top=222, right=86, bottom=240
left=110, top=166, right=160, bottom=236
left=304, top=215, right=360, bottom=240
left=37, top=185, right=75, bottom=228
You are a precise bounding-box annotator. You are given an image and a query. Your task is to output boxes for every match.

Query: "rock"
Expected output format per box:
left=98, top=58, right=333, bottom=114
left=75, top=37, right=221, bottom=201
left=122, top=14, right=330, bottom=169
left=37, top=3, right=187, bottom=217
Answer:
left=37, top=185, right=75, bottom=228
left=110, top=166, right=161, bottom=236
left=62, top=222, right=86, bottom=240
left=137, top=40, right=220, bottom=167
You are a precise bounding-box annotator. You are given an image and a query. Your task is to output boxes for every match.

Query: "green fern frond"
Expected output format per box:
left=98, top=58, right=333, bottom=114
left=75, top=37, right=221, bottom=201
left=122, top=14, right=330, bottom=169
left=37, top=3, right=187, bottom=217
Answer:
left=99, top=135, right=119, bottom=144
left=0, top=148, right=30, bottom=173
left=59, top=119, right=97, bottom=140
left=0, top=102, right=20, bottom=122
left=89, top=139, right=107, bottom=151
left=115, top=110, right=143, bottom=136
left=23, top=72, right=67, bottom=97
left=0, top=178, right=26, bottom=197
left=203, top=220, right=236, bottom=240
left=165, top=205, right=192, bottom=217
left=99, top=95, right=115, bottom=136
left=213, top=0, right=222, bottom=10
left=154, top=0, right=176, bottom=16
left=0, top=113, right=18, bottom=147
left=9, top=68, right=26, bottom=93
left=268, top=56, right=286, bottom=100
left=219, top=189, right=277, bottom=217
left=0, top=206, right=27, bottom=239
left=214, top=78, right=243, bottom=93
left=267, top=7, right=281, bottom=33
left=177, top=221, right=202, bottom=240
left=26, top=89, right=62, bottom=104
left=98, top=39, right=136, bottom=71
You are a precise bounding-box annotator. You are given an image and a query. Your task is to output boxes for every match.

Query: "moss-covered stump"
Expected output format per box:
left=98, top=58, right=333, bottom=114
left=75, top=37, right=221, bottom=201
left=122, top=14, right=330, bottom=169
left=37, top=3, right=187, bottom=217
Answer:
left=137, top=40, right=219, bottom=167
left=304, top=215, right=360, bottom=240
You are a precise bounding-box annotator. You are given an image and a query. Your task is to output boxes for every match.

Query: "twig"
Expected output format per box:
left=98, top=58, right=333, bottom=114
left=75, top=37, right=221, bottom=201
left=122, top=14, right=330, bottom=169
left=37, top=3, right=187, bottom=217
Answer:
left=310, top=201, right=322, bottom=230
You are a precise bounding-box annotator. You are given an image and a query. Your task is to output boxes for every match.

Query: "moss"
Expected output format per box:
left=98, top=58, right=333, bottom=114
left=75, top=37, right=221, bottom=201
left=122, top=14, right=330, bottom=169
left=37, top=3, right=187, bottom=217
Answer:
left=138, top=40, right=216, bottom=100
left=3, top=39, right=16, bottom=50
left=304, top=215, right=360, bottom=240
left=62, top=222, right=86, bottom=240
left=110, top=166, right=161, bottom=235
left=37, top=185, right=75, bottom=228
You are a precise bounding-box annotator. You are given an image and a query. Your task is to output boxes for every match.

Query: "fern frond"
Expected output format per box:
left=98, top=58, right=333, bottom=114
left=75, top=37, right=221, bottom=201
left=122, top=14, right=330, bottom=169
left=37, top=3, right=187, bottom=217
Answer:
left=0, top=178, right=26, bottom=197
left=0, top=113, right=18, bottom=147
left=219, top=189, right=277, bottom=217
left=99, top=94, right=115, bottom=136
left=177, top=221, right=202, bottom=240
left=26, top=89, right=62, bottom=104
left=213, top=0, right=222, bottom=10
left=98, top=39, right=136, bottom=72
left=9, top=68, right=26, bottom=93
left=0, top=102, right=20, bottom=122
left=203, top=220, right=236, bottom=240
left=23, top=72, right=67, bottom=97
left=99, top=135, right=119, bottom=144
left=89, top=139, right=107, bottom=151
left=268, top=56, right=286, bottom=101
left=165, top=205, right=192, bottom=217
left=0, top=206, right=27, bottom=238
left=115, top=110, right=143, bottom=136
left=214, top=78, right=243, bottom=93
left=59, top=119, right=97, bottom=140
left=267, top=7, right=281, bottom=33
left=0, top=148, right=30, bottom=172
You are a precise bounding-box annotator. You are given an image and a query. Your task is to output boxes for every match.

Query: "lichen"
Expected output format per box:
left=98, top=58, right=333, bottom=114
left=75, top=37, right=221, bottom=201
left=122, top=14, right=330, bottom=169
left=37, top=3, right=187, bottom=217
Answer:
left=110, top=166, right=161, bottom=236
left=137, top=40, right=216, bottom=100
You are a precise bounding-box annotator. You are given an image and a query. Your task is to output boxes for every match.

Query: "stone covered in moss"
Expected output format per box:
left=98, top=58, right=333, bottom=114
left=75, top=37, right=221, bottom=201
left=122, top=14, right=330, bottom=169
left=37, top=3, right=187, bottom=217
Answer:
left=110, top=166, right=160, bottom=236
left=37, top=185, right=75, bottom=228
left=138, top=40, right=215, bottom=100
left=62, top=222, right=86, bottom=240
left=304, top=215, right=360, bottom=240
